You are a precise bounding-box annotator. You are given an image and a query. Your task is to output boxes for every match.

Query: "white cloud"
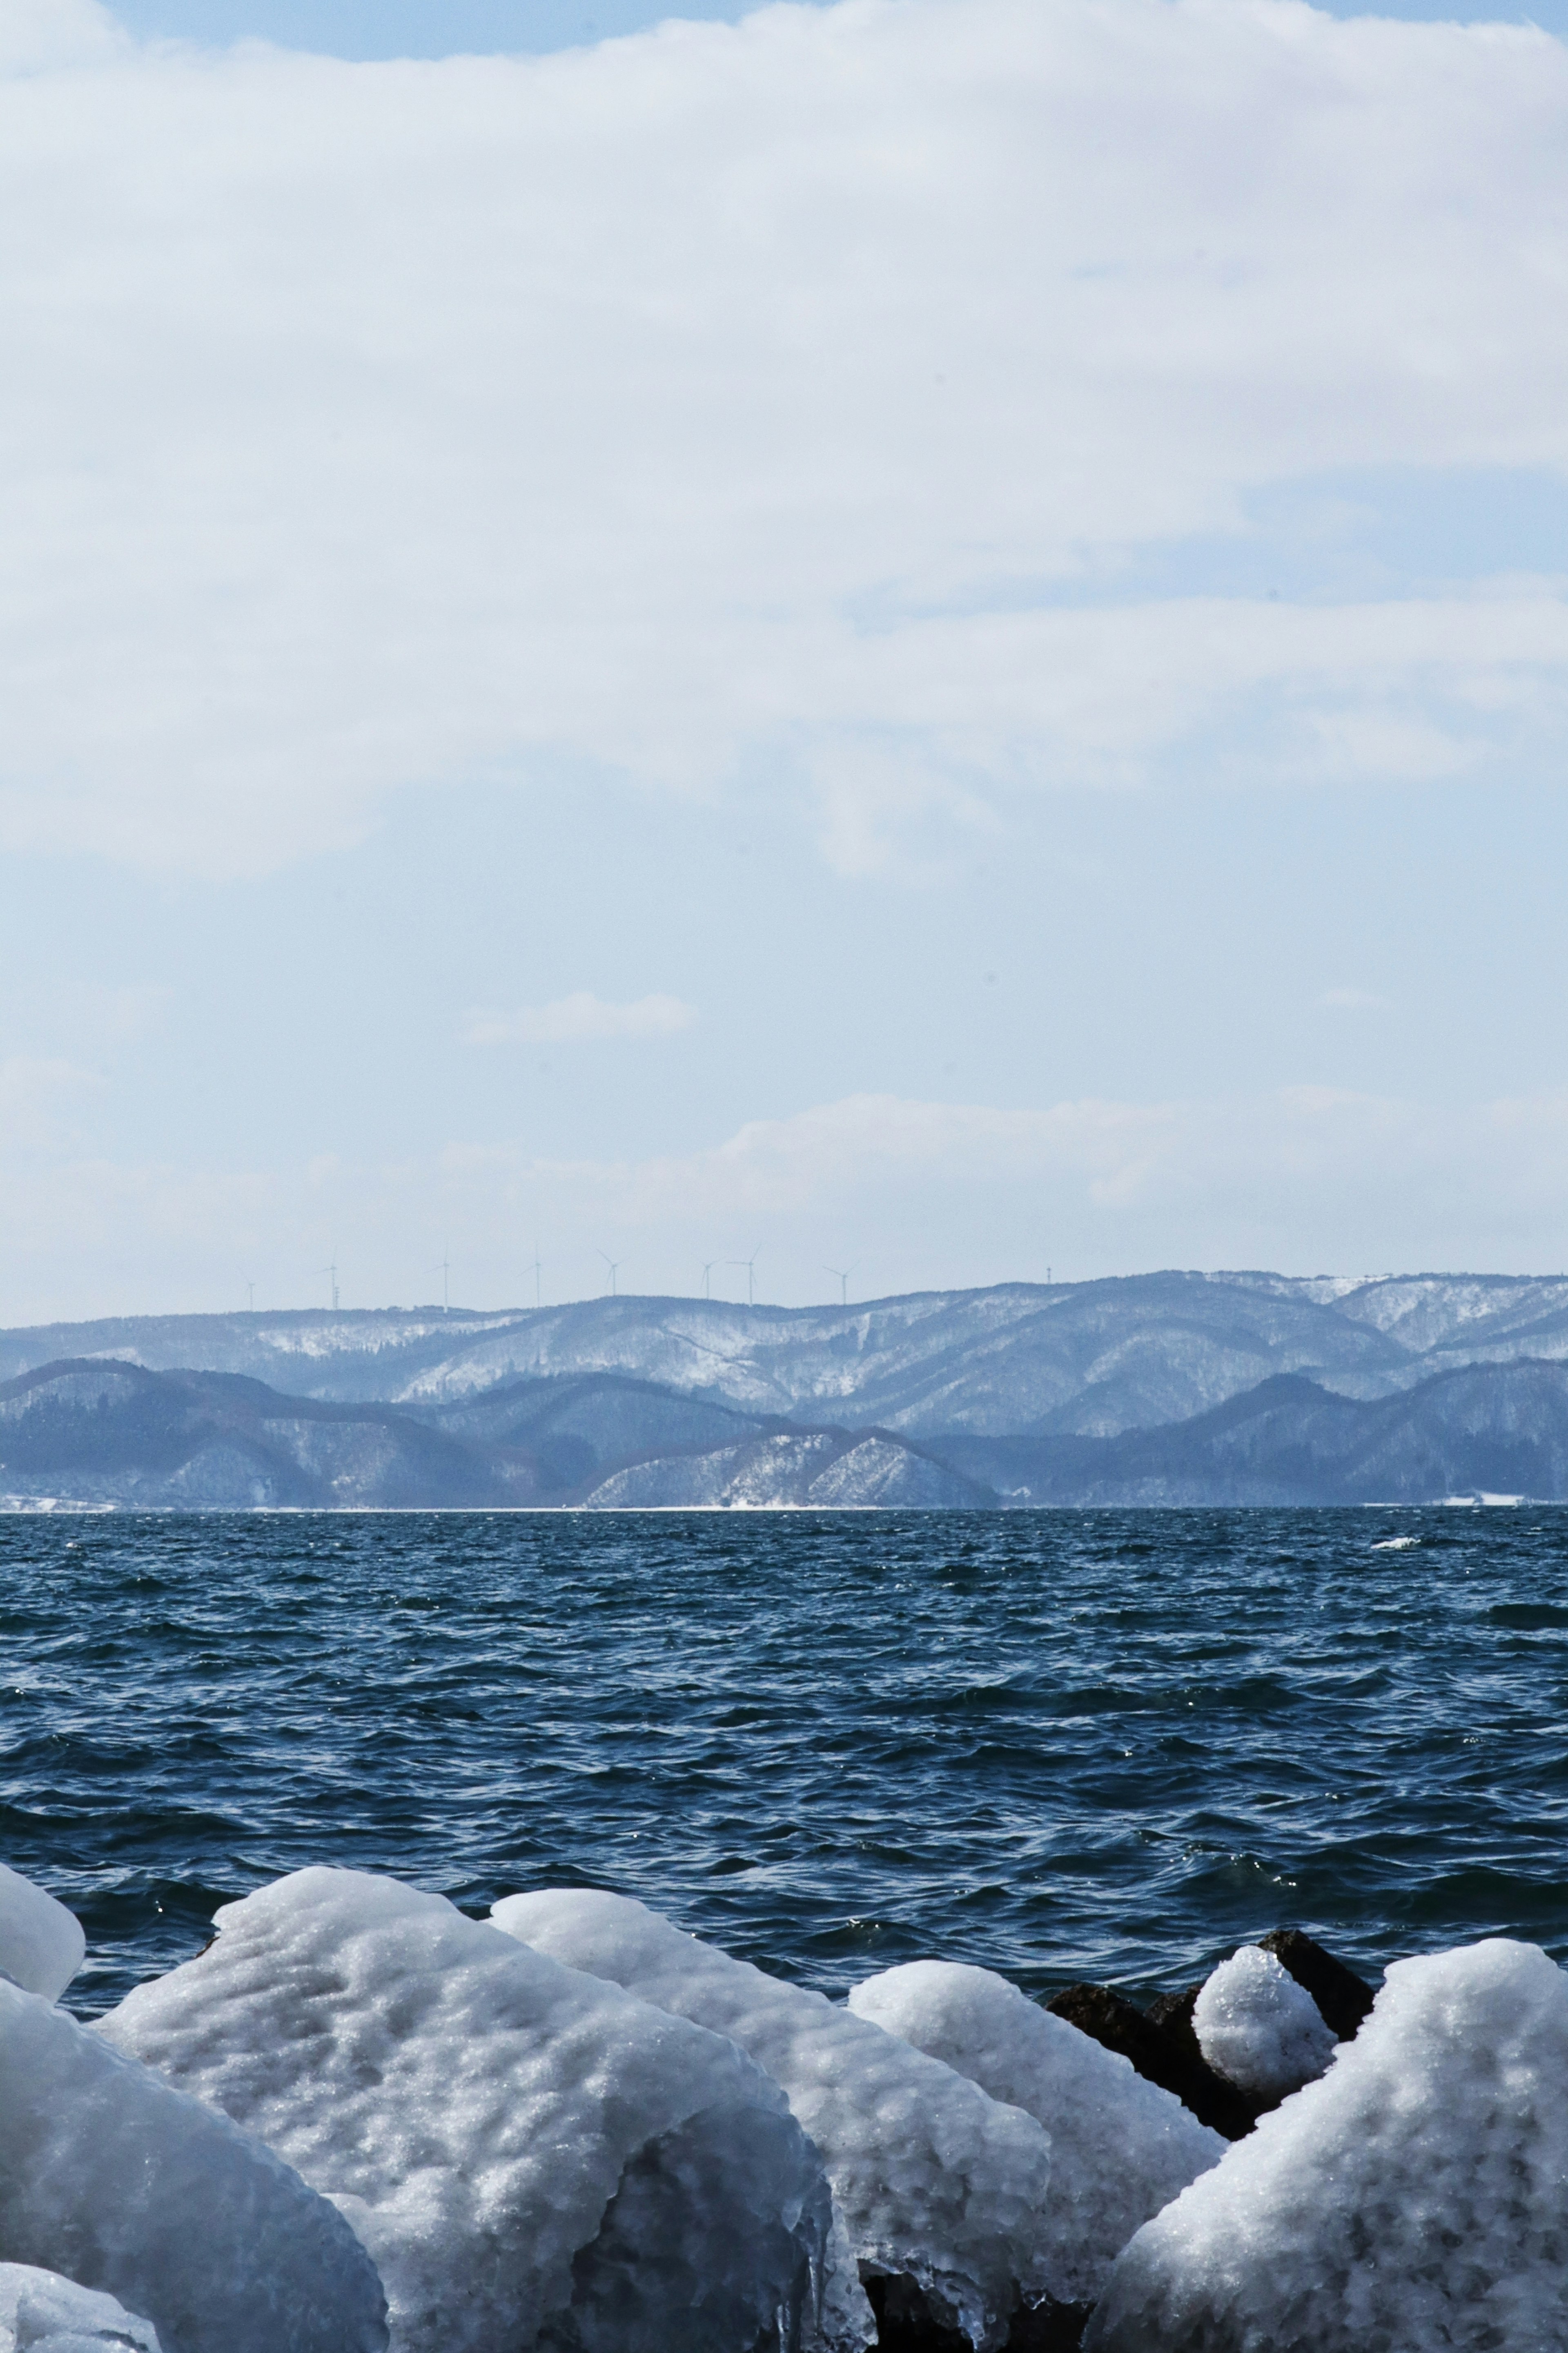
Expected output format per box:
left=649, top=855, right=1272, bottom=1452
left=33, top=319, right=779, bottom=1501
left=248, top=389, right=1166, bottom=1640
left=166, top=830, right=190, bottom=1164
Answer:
left=0, top=0, right=1566, bottom=873
left=462, top=991, right=696, bottom=1044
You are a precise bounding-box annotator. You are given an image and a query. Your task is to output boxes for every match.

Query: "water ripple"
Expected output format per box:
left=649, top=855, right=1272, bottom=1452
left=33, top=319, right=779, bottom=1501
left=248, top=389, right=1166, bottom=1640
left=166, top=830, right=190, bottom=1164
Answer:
left=0, top=1506, right=1565, bottom=2016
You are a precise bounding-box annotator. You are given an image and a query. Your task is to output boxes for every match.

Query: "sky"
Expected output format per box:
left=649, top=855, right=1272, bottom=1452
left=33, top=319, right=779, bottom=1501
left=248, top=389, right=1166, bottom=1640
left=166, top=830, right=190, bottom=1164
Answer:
left=3, top=0, right=1568, bottom=1323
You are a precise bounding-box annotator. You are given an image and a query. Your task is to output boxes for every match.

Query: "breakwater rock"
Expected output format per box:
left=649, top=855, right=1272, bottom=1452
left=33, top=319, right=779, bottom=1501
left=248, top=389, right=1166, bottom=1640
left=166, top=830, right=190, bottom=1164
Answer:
left=1, top=1861, right=1564, bottom=2351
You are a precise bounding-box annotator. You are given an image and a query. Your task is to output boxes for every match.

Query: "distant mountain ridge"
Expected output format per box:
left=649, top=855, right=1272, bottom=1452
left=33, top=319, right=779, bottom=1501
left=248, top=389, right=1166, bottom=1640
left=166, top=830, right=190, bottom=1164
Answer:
left=0, top=1359, right=988, bottom=1511
left=928, top=1359, right=1568, bottom=1506
left=7, top=1269, right=1568, bottom=1438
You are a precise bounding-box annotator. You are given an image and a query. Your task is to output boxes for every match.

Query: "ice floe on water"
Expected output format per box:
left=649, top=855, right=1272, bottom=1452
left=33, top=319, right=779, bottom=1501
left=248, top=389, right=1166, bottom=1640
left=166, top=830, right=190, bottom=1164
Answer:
left=101, top=1869, right=830, bottom=2353
left=0, top=2262, right=161, bottom=2353
left=492, top=1888, right=1056, bottom=2350
left=5, top=1856, right=1568, bottom=2352
left=846, top=1960, right=1225, bottom=2308
left=1087, top=1938, right=1568, bottom=2351
left=1191, top=1943, right=1337, bottom=2099
left=0, top=1974, right=385, bottom=2353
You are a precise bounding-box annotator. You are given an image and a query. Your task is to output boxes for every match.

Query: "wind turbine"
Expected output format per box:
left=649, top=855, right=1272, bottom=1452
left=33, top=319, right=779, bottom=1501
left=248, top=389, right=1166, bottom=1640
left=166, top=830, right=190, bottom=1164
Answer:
left=598, top=1250, right=620, bottom=1298
left=824, top=1263, right=856, bottom=1307
left=437, top=1249, right=451, bottom=1314
left=529, top=1242, right=543, bottom=1310
left=728, top=1245, right=762, bottom=1305
left=701, top=1260, right=719, bottom=1300
left=245, top=1279, right=255, bottom=1313
left=318, top=1260, right=340, bottom=1313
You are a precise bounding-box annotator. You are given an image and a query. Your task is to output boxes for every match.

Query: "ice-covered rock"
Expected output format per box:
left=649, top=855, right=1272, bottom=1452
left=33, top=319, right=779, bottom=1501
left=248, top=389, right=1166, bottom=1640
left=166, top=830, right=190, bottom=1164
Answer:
left=1192, top=1943, right=1336, bottom=2098
left=101, top=1867, right=830, bottom=2353
left=0, top=1977, right=386, bottom=2353
left=848, top=1961, right=1225, bottom=2306
left=1086, top=1936, right=1568, bottom=2352
left=492, top=1888, right=1057, bottom=2351
left=0, top=1864, right=84, bottom=2003
left=0, top=2264, right=161, bottom=2353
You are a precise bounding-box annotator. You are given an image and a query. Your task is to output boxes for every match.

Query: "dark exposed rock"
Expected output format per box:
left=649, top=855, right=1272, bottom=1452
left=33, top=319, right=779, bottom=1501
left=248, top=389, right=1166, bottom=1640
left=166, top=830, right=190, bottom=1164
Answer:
left=862, top=2273, right=969, bottom=2351
left=1004, top=2298, right=1094, bottom=2350
left=1257, top=1927, right=1376, bottom=2043
left=1046, top=1983, right=1254, bottom=2141
left=862, top=2275, right=1091, bottom=2352
left=1144, top=1983, right=1266, bottom=2133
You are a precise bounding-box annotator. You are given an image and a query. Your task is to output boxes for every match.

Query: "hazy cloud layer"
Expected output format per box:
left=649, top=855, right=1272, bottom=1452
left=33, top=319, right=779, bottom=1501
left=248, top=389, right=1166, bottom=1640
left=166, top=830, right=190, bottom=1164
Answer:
left=6, top=1082, right=1568, bottom=1325
left=463, top=992, right=696, bottom=1043
left=2, top=0, right=1567, bottom=875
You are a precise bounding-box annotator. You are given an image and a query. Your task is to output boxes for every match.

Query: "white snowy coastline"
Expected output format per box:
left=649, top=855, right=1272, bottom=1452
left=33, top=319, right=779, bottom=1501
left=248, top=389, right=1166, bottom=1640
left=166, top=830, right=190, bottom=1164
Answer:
left=2, top=1860, right=1565, bottom=2352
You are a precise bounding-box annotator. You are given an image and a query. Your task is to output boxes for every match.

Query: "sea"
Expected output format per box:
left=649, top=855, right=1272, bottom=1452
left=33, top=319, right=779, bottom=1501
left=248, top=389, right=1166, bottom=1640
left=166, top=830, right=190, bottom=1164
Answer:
left=3, top=1506, right=1566, bottom=2019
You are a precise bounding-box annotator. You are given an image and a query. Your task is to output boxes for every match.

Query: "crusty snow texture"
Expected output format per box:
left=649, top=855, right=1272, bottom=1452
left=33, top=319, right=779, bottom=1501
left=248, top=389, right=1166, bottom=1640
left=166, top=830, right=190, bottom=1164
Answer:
left=493, top=1888, right=1057, bottom=2352
left=848, top=1961, right=1225, bottom=2305
left=1086, top=1937, right=1568, bottom=2353
left=0, top=1865, right=84, bottom=2003
left=101, top=1868, right=830, bottom=2353
left=0, top=1978, right=385, bottom=2353
left=0, top=2263, right=161, bottom=2353
left=1192, top=1943, right=1336, bottom=2098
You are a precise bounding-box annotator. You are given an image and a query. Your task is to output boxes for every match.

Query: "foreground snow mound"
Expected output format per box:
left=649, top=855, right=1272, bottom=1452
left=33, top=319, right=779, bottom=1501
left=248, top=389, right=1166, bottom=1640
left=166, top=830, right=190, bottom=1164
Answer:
left=848, top=1961, right=1225, bottom=2306
left=1191, top=1943, right=1336, bottom=2098
left=101, top=1868, right=830, bottom=2353
left=0, top=1864, right=84, bottom=2003
left=0, top=2264, right=161, bottom=2353
left=1086, top=1937, right=1568, bottom=2352
left=493, top=1888, right=1056, bottom=2351
left=0, top=1978, right=385, bottom=2353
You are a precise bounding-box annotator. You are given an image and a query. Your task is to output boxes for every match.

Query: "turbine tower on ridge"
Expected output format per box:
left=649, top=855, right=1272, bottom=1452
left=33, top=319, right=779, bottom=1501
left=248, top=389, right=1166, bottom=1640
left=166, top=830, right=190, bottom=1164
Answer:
left=728, top=1245, right=763, bottom=1306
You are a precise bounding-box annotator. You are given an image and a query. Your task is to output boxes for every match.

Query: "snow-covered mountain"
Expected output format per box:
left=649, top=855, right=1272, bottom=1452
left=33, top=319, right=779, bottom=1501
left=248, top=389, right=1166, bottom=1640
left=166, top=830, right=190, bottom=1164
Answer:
left=0, top=1360, right=985, bottom=1511
left=7, top=1271, right=1568, bottom=1437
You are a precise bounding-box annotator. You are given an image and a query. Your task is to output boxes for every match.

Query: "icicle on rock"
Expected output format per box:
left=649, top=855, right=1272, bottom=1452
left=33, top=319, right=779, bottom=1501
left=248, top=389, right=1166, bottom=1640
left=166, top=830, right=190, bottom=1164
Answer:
left=492, top=1888, right=1057, bottom=2352
left=100, top=1868, right=831, bottom=2353
left=0, top=1864, right=85, bottom=2004
left=0, top=2263, right=163, bottom=2353
left=848, top=1960, right=1225, bottom=2308
left=0, top=1978, right=387, bottom=2353
left=1191, top=1944, right=1336, bottom=2099
left=1085, top=1937, right=1568, bottom=2353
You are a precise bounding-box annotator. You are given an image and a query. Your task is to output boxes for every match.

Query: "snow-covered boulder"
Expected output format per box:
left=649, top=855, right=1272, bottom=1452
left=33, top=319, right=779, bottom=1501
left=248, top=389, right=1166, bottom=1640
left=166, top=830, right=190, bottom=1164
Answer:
left=101, top=1868, right=831, bottom=2353
left=0, top=1865, right=84, bottom=2003
left=848, top=1961, right=1225, bottom=2306
left=0, top=2264, right=161, bottom=2353
left=492, top=1888, right=1057, bottom=2351
left=1086, top=1937, right=1568, bottom=2352
left=1192, top=1943, right=1336, bottom=2098
left=0, top=1977, right=386, bottom=2353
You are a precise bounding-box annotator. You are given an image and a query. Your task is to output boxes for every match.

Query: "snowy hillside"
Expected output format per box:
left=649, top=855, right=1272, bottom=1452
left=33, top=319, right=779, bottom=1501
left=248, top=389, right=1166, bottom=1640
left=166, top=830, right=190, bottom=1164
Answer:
left=7, top=1272, right=1568, bottom=1438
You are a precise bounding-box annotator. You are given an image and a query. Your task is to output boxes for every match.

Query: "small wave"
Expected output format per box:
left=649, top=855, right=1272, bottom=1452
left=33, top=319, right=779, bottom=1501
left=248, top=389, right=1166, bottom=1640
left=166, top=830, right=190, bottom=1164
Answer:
left=1371, top=1535, right=1421, bottom=1550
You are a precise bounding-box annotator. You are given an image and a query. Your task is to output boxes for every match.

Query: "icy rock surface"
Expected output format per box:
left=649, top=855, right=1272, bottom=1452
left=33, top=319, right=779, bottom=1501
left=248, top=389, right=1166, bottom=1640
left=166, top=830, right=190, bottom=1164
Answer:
left=0, top=1864, right=84, bottom=2003
left=102, top=1867, right=829, bottom=2353
left=1192, top=1943, right=1336, bottom=2097
left=493, top=1888, right=1056, bottom=2351
left=0, top=2264, right=162, bottom=2353
left=0, top=1978, right=385, bottom=2353
left=848, top=1961, right=1225, bottom=2305
left=1086, top=1936, right=1568, bottom=2352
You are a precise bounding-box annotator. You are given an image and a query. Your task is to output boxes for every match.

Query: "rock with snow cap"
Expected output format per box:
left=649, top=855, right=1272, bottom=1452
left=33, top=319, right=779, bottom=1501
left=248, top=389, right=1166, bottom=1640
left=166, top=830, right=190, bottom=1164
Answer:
left=101, top=1867, right=830, bottom=2353
left=492, top=1887, right=1058, bottom=2351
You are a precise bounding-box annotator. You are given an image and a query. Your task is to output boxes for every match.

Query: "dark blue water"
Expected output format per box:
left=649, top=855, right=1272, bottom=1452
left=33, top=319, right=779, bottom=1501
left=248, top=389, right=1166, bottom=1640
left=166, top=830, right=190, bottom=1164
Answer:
left=3, top=1508, right=1567, bottom=2019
